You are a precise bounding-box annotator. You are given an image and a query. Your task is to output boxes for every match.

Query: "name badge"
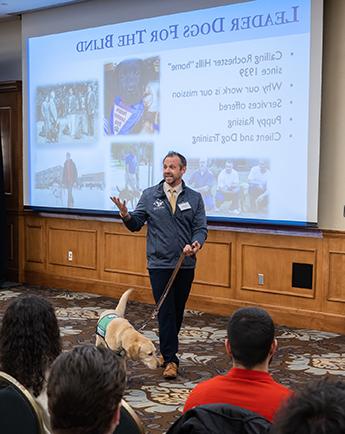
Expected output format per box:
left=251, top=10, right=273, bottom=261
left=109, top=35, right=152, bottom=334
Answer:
left=178, top=201, right=191, bottom=211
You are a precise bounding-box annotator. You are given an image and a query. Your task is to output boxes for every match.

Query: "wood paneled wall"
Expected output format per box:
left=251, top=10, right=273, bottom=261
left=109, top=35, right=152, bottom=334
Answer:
left=0, top=81, right=23, bottom=282
left=2, top=81, right=345, bottom=334
left=22, top=212, right=345, bottom=334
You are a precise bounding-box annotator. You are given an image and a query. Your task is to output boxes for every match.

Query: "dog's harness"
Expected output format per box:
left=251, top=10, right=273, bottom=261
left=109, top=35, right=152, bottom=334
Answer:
left=96, top=313, right=126, bottom=357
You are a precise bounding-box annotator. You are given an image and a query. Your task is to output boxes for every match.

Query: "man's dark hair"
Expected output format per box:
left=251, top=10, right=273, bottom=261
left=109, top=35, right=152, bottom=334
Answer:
left=227, top=307, right=275, bottom=369
left=163, top=151, right=187, bottom=168
left=0, top=294, right=61, bottom=397
left=48, top=345, right=126, bottom=434
left=271, top=379, right=345, bottom=434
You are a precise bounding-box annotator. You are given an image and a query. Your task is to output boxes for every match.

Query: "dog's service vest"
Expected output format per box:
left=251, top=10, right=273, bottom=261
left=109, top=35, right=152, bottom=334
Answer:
left=96, top=313, right=119, bottom=338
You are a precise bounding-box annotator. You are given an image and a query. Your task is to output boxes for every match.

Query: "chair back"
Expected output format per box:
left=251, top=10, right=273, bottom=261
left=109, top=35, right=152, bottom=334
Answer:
left=0, top=371, right=44, bottom=434
left=115, top=399, right=145, bottom=434
left=166, top=403, right=271, bottom=434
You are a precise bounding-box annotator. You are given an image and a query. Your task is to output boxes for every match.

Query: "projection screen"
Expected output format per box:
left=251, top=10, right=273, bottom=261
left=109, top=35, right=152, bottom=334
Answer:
left=23, top=0, right=323, bottom=225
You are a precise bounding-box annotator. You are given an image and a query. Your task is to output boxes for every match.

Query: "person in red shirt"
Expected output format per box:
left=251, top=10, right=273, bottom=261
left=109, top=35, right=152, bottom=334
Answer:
left=183, top=306, right=292, bottom=422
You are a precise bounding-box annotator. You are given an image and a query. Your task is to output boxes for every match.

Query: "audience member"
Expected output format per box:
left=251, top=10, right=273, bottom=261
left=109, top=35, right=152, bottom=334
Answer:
left=47, top=345, right=126, bottom=434
left=184, top=307, right=292, bottom=421
left=0, top=294, right=61, bottom=433
left=167, top=403, right=271, bottom=434
left=271, top=378, right=345, bottom=434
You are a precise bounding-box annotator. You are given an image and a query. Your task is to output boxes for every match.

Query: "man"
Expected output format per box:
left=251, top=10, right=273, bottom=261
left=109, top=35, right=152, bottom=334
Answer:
left=189, top=159, right=215, bottom=211
left=41, top=94, right=50, bottom=138
left=67, top=88, right=77, bottom=138
left=247, top=160, right=270, bottom=212
left=183, top=307, right=292, bottom=421
left=124, top=147, right=139, bottom=190
left=62, top=152, right=78, bottom=208
left=48, top=90, right=58, bottom=142
left=272, top=379, right=345, bottom=434
left=47, top=345, right=126, bottom=434
left=215, top=160, right=240, bottom=214
left=111, top=151, right=207, bottom=379
left=86, top=84, right=96, bottom=136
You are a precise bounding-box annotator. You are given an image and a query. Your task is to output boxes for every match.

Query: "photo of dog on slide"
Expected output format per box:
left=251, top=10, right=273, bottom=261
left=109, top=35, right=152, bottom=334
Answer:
left=96, top=288, right=159, bottom=369
left=115, top=185, right=141, bottom=209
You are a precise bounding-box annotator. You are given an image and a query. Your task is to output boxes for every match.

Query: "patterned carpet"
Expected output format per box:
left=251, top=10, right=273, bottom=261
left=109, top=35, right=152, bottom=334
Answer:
left=1, top=285, right=345, bottom=433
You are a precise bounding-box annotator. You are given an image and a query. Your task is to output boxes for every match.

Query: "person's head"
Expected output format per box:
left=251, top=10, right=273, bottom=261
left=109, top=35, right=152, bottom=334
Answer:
left=66, top=152, right=71, bottom=160
left=226, top=306, right=276, bottom=370
left=259, top=160, right=267, bottom=173
left=0, top=294, right=61, bottom=396
left=271, top=379, right=345, bottom=434
left=199, top=159, right=207, bottom=174
left=163, top=151, right=187, bottom=187
left=152, top=57, right=160, bottom=73
left=225, top=160, right=233, bottom=173
left=48, top=345, right=126, bottom=434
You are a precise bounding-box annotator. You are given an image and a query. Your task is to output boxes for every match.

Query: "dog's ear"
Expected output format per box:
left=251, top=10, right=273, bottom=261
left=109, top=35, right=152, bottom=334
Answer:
left=126, top=341, right=140, bottom=361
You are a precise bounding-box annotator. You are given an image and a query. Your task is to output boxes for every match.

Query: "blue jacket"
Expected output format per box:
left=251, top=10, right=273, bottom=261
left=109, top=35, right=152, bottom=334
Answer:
left=122, top=180, right=208, bottom=269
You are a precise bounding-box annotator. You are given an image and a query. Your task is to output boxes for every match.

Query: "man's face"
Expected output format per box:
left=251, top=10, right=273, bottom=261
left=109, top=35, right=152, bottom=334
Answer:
left=199, top=160, right=207, bottom=174
left=163, top=156, right=186, bottom=187
left=225, top=163, right=233, bottom=173
left=259, top=161, right=267, bottom=173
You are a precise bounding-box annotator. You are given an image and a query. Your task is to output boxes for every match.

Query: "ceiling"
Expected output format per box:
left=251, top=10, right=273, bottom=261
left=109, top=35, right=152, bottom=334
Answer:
left=0, top=0, right=90, bottom=21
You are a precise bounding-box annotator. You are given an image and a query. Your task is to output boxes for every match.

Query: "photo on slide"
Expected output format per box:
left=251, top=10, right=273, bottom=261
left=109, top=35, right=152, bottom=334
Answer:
left=104, top=56, right=160, bottom=136
left=34, top=150, right=105, bottom=209
left=35, top=81, right=99, bottom=145
left=109, top=142, right=154, bottom=210
left=187, top=158, right=270, bottom=217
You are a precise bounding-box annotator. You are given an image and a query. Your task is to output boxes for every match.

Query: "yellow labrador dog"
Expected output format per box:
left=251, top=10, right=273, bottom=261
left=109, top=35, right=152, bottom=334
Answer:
left=96, top=288, right=159, bottom=369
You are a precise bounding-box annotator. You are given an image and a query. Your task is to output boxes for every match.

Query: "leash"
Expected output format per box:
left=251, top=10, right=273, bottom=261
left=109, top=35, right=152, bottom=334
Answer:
left=139, top=251, right=186, bottom=331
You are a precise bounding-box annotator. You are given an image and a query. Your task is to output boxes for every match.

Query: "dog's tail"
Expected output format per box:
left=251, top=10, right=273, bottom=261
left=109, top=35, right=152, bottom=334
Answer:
left=114, top=288, right=134, bottom=317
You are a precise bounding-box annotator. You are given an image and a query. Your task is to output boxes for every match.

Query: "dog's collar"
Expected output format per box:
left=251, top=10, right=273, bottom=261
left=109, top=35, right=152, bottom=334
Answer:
left=96, top=332, right=127, bottom=358
left=115, top=347, right=127, bottom=358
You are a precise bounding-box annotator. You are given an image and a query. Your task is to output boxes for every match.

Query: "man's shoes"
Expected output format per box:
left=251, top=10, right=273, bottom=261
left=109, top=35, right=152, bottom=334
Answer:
left=163, top=362, right=178, bottom=379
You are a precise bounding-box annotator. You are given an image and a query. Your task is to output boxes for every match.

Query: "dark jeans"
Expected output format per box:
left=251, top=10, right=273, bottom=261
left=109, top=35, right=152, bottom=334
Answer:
left=149, top=268, right=195, bottom=365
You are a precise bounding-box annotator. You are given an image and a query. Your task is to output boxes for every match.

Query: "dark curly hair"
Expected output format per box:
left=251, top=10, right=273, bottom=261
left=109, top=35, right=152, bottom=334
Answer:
left=0, top=294, right=61, bottom=397
left=271, top=378, right=345, bottom=434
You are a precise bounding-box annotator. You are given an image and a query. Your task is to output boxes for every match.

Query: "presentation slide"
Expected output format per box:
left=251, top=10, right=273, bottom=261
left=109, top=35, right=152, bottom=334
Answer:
left=25, top=0, right=322, bottom=224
